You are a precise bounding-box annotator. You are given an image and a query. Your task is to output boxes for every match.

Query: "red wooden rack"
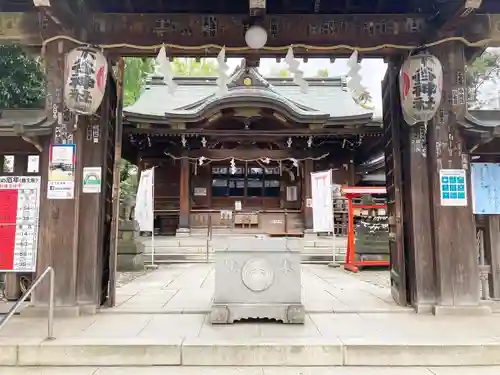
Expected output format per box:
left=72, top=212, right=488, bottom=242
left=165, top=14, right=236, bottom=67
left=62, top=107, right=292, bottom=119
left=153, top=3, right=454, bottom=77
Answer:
left=341, top=186, right=390, bottom=273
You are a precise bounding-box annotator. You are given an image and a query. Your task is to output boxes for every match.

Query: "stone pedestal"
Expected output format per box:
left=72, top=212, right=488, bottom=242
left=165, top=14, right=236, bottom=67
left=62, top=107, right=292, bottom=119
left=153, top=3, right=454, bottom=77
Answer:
left=117, top=220, right=145, bottom=271
left=210, top=238, right=305, bottom=324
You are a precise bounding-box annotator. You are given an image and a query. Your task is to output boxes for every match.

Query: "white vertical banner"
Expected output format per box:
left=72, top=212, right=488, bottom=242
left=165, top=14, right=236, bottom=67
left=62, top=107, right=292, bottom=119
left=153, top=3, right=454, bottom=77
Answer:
left=311, top=170, right=334, bottom=233
left=134, top=168, right=154, bottom=232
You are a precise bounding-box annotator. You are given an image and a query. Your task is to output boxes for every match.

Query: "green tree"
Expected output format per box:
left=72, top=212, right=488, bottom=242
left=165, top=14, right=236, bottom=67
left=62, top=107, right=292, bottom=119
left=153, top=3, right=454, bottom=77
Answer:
left=0, top=44, right=45, bottom=108
left=171, top=58, right=218, bottom=76
left=123, top=58, right=155, bottom=107
left=269, top=66, right=291, bottom=77
left=315, top=68, right=329, bottom=77
left=467, top=50, right=500, bottom=109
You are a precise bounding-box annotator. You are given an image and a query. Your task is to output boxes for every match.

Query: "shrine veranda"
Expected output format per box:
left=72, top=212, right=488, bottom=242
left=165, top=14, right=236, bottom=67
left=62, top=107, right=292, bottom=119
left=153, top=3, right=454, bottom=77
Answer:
left=0, top=0, right=500, bottom=315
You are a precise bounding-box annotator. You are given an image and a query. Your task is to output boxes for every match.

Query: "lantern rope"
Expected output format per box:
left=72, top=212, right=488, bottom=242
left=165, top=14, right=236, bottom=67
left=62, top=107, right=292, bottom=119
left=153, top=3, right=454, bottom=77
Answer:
left=38, top=35, right=493, bottom=55
left=163, top=152, right=330, bottom=162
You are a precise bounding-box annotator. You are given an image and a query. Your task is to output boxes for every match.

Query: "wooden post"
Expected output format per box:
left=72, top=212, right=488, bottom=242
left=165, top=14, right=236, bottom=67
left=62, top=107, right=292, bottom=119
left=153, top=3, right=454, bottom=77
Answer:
left=303, top=159, right=313, bottom=231
left=178, top=158, right=190, bottom=233
left=107, top=57, right=125, bottom=307
left=406, top=124, right=436, bottom=309
left=32, top=40, right=82, bottom=314
left=383, top=54, right=436, bottom=310
left=426, top=42, right=484, bottom=313
left=76, top=98, right=109, bottom=310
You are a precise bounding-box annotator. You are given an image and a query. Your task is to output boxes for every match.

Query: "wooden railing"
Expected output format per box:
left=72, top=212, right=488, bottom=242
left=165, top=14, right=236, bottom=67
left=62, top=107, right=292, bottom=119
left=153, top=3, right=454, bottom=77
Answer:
left=476, top=215, right=500, bottom=300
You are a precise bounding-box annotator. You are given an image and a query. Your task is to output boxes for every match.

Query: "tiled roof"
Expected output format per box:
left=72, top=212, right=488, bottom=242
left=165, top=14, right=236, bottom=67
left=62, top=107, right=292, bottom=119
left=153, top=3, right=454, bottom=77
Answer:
left=0, top=109, right=53, bottom=136
left=123, top=66, right=374, bottom=125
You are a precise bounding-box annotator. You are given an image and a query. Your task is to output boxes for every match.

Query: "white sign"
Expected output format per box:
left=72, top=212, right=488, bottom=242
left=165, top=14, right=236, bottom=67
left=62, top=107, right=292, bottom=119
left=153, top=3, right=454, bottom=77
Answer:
left=134, top=168, right=154, bottom=232
left=439, top=169, right=468, bottom=207
left=235, top=200, right=242, bottom=211
left=64, top=47, right=108, bottom=115
left=47, top=181, right=75, bottom=199
left=0, top=176, right=41, bottom=272
left=82, top=167, right=102, bottom=193
left=311, top=170, right=334, bottom=232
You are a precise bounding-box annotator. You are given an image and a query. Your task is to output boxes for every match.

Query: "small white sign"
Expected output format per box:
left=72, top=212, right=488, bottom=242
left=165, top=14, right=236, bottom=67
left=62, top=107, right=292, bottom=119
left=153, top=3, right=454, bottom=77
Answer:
left=47, top=181, right=75, bottom=199
left=82, top=167, right=102, bottom=193
left=235, top=200, right=242, bottom=211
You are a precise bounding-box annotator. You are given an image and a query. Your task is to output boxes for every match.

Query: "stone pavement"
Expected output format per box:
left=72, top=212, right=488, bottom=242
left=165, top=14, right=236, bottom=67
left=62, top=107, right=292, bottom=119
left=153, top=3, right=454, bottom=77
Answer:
left=1, top=367, right=500, bottom=374
left=2, top=265, right=500, bottom=367
left=108, top=263, right=404, bottom=314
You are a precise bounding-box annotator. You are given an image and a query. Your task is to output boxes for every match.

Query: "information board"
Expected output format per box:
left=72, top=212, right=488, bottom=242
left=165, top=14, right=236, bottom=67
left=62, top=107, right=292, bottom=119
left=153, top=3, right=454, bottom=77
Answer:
left=439, top=169, right=468, bottom=207
left=0, top=176, right=41, bottom=272
left=471, top=163, right=500, bottom=215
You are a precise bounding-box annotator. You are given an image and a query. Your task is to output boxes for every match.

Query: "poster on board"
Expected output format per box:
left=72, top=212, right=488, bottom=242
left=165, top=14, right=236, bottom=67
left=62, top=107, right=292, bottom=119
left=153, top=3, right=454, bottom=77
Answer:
left=439, top=169, right=467, bottom=207
left=471, top=163, right=500, bottom=214
left=0, top=176, right=41, bottom=272
left=311, top=170, right=334, bottom=232
left=47, top=144, right=76, bottom=199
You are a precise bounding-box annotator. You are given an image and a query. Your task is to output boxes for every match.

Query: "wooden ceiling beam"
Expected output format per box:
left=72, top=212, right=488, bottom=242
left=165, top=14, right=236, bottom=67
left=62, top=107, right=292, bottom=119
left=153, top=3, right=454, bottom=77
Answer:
left=123, top=126, right=383, bottom=137
left=249, top=0, right=266, bottom=17
left=32, top=0, right=90, bottom=38
left=419, top=0, right=483, bottom=45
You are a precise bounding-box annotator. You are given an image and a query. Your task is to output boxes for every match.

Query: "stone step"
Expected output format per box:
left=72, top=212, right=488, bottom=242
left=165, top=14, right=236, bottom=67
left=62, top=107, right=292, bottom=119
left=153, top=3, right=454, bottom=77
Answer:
left=2, top=338, right=500, bottom=367
left=1, top=367, right=500, bottom=375
left=142, top=253, right=346, bottom=264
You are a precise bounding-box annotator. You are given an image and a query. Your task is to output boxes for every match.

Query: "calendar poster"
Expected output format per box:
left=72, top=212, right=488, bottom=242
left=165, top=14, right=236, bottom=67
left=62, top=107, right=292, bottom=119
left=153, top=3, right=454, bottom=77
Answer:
left=0, top=176, right=41, bottom=272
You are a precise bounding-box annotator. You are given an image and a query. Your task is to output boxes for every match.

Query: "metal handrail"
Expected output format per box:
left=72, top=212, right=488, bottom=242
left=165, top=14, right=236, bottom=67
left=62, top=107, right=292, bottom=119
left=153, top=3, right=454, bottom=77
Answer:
left=0, top=267, right=55, bottom=339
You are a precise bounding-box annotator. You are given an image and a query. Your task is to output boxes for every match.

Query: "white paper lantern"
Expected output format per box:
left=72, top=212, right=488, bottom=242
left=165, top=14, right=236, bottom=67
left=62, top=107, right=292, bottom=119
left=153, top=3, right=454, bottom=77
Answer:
left=245, top=25, right=268, bottom=49
left=64, top=47, right=108, bottom=115
left=399, top=51, right=443, bottom=125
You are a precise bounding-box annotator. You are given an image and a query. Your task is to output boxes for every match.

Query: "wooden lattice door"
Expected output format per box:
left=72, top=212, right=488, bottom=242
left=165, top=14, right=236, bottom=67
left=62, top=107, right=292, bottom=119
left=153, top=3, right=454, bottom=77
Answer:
left=382, top=58, right=409, bottom=306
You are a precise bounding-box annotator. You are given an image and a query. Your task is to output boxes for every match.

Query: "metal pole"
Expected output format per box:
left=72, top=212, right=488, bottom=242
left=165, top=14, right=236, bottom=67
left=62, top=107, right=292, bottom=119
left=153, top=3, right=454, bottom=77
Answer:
left=328, top=178, right=339, bottom=268
left=48, top=267, right=55, bottom=339
left=151, top=166, right=156, bottom=266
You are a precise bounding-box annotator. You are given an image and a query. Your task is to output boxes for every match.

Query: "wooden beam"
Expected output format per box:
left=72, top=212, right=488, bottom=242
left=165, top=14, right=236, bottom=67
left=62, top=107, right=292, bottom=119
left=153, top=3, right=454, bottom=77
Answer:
left=35, top=12, right=464, bottom=58
left=32, top=0, right=90, bottom=38
left=123, top=127, right=384, bottom=137
left=249, top=0, right=266, bottom=17
left=419, top=0, right=483, bottom=45
left=313, top=0, right=321, bottom=13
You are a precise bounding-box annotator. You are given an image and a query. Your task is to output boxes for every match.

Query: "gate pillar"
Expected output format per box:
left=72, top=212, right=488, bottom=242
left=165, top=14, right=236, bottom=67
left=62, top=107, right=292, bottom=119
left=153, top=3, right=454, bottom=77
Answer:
left=28, top=41, right=111, bottom=315
left=425, top=42, right=488, bottom=314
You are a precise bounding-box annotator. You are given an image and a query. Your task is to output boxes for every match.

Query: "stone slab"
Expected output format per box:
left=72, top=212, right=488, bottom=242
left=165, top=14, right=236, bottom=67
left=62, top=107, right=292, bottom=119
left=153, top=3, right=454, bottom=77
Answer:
left=2, top=367, right=500, bottom=375
left=0, top=343, right=17, bottom=365
left=344, top=343, right=500, bottom=366
left=17, top=339, right=182, bottom=366
left=181, top=338, right=343, bottom=366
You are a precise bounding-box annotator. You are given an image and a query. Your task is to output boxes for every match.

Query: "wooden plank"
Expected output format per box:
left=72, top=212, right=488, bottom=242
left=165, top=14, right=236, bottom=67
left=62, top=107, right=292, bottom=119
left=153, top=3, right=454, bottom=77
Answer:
left=123, top=127, right=384, bottom=137
left=485, top=216, right=500, bottom=299
left=178, top=158, right=190, bottom=229
left=383, top=56, right=408, bottom=306
left=303, top=159, right=313, bottom=230
left=107, top=57, right=125, bottom=308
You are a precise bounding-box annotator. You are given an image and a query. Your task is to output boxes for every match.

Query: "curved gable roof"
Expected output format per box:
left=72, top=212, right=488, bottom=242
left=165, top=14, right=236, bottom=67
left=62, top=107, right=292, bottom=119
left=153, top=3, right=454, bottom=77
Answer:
left=123, top=66, right=373, bottom=124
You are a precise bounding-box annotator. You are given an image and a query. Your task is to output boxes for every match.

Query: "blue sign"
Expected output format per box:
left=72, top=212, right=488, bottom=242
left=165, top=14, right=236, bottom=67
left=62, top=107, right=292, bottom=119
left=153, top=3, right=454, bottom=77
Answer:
left=471, top=163, right=500, bottom=214
left=439, top=169, right=467, bottom=207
